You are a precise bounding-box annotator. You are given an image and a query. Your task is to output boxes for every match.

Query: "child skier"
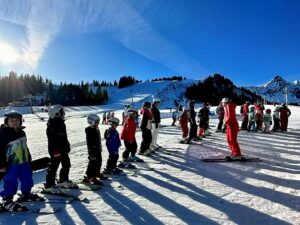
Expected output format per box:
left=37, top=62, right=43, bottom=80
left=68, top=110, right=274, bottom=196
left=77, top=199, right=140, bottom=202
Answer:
left=119, top=109, right=142, bottom=167
left=272, top=106, right=281, bottom=131
left=240, top=102, right=250, bottom=130
left=255, top=103, right=265, bottom=131
left=179, top=109, right=189, bottom=141
left=263, top=109, right=272, bottom=133
left=83, top=114, right=106, bottom=185
left=215, top=101, right=224, bottom=132
left=248, top=106, right=256, bottom=132
left=0, top=111, right=43, bottom=212
left=222, top=98, right=242, bottom=160
left=44, top=105, right=71, bottom=190
left=103, top=117, right=123, bottom=174
left=138, top=102, right=152, bottom=155
left=197, top=103, right=210, bottom=139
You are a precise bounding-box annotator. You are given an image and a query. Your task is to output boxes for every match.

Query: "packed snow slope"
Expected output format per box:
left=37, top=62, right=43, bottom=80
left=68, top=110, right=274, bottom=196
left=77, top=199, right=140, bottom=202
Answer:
left=0, top=105, right=299, bottom=225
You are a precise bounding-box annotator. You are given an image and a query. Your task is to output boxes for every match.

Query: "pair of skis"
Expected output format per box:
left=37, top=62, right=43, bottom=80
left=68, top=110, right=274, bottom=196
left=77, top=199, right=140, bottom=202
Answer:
left=202, top=156, right=262, bottom=162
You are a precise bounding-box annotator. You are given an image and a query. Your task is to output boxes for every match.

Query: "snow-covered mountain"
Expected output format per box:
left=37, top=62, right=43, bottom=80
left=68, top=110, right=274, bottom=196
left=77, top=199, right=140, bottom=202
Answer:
left=246, top=75, right=300, bottom=103
left=104, top=79, right=197, bottom=109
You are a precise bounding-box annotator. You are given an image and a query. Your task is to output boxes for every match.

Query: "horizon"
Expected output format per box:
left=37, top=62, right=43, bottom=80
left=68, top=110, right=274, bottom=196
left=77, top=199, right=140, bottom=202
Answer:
left=1, top=0, right=300, bottom=86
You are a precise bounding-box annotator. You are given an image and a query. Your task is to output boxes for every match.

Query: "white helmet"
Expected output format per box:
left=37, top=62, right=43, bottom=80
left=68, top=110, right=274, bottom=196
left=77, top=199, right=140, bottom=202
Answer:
left=87, top=114, right=100, bottom=126
left=128, top=109, right=138, bottom=116
left=48, top=105, right=64, bottom=119
left=221, top=98, right=230, bottom=103
left=108, top=117, right=120, bottom=125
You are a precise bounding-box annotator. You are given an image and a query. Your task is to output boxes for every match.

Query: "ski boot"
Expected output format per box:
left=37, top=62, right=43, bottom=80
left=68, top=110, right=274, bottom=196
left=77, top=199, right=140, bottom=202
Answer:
left=128, top=156, right=144, bottom=163
left=96, top=172, right=108, bottom=180
left=2, top=199, right=28, bottom=212
left=16, top=193, right=45, bottom=202
left=118, top=160, right=136, bottom=169
left=83, top=176, right=103, bottom=185
left=225, top=155, right=243, bottom=161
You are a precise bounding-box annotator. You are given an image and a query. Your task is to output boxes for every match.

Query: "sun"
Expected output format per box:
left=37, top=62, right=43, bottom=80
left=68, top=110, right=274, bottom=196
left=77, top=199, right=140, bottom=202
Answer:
left=0, top=41, right=20, bottom=64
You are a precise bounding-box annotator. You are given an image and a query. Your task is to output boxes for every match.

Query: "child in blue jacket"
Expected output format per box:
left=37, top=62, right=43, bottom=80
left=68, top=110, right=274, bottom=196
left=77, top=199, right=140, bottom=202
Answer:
left=103, top=117, right=122, bottom=174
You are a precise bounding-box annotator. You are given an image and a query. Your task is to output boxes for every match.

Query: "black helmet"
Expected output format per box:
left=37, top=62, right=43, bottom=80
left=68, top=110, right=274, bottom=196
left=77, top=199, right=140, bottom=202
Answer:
left=143, top=102, right=151, bottom=108
left=4, top=111, right=23, bottom=125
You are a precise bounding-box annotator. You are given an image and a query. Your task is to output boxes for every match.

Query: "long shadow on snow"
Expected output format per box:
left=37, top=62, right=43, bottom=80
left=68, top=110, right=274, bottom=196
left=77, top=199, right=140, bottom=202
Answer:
left=120, top=179, right=219, bottom=225
left=146, top=171, right=291, bottom=225
left=99, top=187, right=164, bottom=225
left=153, top=149, right=300, bottom=211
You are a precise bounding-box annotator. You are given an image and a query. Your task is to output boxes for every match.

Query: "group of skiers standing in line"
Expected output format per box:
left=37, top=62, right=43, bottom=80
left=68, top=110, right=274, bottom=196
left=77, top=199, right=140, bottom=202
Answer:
left=177, top=98, right=243, bottom=160
left=215, top=101, right=291, bottom=133
left=0, top=98, right=162, bottom=211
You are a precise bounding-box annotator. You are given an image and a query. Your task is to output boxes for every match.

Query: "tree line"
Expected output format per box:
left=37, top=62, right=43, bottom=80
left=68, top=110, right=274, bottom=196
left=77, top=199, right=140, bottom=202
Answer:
left=185, top=74, right=263, bottom=105
left=0, top=72, right=109, bottom=106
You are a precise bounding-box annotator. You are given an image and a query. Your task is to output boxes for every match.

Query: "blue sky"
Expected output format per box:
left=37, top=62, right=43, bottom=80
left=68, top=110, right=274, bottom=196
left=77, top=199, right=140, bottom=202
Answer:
left=0, top=0, right=299, bottom=86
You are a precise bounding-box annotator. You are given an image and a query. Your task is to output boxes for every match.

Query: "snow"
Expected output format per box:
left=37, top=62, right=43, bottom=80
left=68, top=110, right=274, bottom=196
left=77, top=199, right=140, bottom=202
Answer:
left=0, top=103, right=299, bottom=225
left=0, top=80, right=299, bottom=224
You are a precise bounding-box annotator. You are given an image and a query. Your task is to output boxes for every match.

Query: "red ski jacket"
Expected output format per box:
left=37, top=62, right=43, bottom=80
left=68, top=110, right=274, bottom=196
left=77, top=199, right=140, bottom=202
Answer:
left=120, top=116, right=136, bottom=142
left=224, top=102, right=239, bottom=127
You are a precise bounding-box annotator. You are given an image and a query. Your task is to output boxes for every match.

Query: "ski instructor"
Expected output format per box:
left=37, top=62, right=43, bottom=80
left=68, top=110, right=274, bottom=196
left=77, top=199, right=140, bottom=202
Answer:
left=222, top=98, right=242, bottom=160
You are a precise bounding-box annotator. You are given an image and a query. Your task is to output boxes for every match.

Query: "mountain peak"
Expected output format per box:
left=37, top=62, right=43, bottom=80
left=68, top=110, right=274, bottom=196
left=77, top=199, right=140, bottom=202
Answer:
left=263, top=75, right=288, bottom=88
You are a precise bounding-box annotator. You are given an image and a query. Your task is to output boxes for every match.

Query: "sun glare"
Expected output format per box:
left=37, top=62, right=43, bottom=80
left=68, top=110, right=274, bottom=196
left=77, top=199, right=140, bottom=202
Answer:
left=0, top=41, right=20, bottom=64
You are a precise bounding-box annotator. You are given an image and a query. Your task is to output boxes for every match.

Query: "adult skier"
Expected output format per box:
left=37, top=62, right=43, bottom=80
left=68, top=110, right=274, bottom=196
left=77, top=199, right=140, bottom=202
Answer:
left=138, top=102, right=152, bottom=155
left=150, top=98, right=161, bottom=151
left=240, top=102, right=250, bottom=130
left=279, top=103, right=291, bottom=131
left=215, top=101, right=225, bottom=132
left=222, top=98, right=242, bottom=160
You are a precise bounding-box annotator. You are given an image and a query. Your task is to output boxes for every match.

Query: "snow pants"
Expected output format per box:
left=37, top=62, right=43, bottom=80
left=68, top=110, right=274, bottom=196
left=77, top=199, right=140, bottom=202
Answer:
left=280, top=118, right=288, bottom=131
left=273, top=118, right=280, bottom=131
left=150, top=123, right=160, bottom=149
left=241, top=116, right=248, bottom=130
left=226, top=124, right=241, bottom=156
left=140, top=128, right=152, bottom=153
left=0, top=163, right=33, bottom=200
left=181, top=122, right=188, bottom=138
left=217, top=117, right=224, bottom=131
left=86, top=152, right=102, bottom=179
left=188, top=123, right=197, bottom=141
left=123, top=140, right=137, bottom=160
left=106, top=154, right=119, bottom=171
left=264, top=123, right=271, bottom=133
left=46, top=154, right=71, bottom=187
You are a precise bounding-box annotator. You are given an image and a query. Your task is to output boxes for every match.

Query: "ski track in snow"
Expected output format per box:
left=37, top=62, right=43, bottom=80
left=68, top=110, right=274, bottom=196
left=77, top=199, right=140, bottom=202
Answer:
left=0, top=105, right=299, bottom=225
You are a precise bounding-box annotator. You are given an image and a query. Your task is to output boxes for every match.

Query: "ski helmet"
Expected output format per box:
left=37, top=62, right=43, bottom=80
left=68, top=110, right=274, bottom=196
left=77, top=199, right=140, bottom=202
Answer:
left=4, top=111, right=23, bottom=125
left=153, top=98, right=160, bottom=103
left=108, top=117, right=120, bottom=125
left=221, top=98, right=230, bottom=103
left=143, top=102, right=151, bottom=108
left=250, top=106, right=255, bottom=112
left=266, top=109, right=271, bottom=114
left=48, top=105, right=65, bottom=119
left=128, top=109, right=138, bottom=116
left=87, top=114, right=100, bottom=126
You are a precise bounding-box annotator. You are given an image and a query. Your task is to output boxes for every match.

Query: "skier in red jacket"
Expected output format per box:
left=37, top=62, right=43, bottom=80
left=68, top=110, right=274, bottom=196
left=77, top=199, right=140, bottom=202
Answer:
left=279, top=103, right=291, bottom=131
left=179, top=108, right=189, bottom=141
left=222, top=98, right=242, bottom=160
left=119, top=109, right=141, bottom=168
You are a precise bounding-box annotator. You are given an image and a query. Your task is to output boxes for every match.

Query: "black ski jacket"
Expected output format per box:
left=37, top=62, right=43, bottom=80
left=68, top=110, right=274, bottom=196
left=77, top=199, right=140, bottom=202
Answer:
left=46, top=118, right=70, bottom=157
left=151, top=105, right=161, bottom=124
left=85, top=126, right=102, bottom=158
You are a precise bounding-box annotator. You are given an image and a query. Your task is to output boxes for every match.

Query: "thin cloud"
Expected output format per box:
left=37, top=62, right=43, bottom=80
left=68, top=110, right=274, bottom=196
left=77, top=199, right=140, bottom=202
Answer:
left=0, top=0, right=209, bottom=76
